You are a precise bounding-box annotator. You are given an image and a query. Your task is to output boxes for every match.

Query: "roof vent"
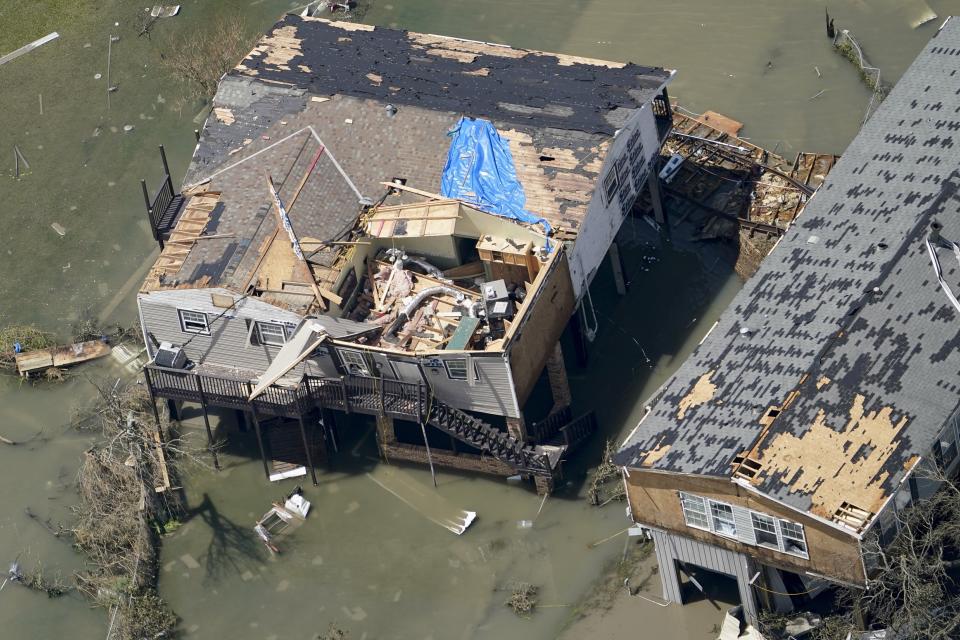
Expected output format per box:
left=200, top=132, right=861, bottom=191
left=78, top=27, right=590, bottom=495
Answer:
left=739, top=326, right=753, bottom=336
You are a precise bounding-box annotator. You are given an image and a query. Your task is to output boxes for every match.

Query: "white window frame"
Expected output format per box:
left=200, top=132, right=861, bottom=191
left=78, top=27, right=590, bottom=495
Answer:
left=678, top=491, right=809, bottom=559
left=255, top=321, right=289, bottom=346
left=679, top=492, right=710, bottom=530
left=338, top=348, right=370, bottom=376
left=709, top=500, right=738, bottom=538
left=443, top=358, right=479, bottom=382
left=178, top=309, right=210, bottom=335
left=751, top=512, right=780, bottom=550
left=778, top=519, right=808, bottom=558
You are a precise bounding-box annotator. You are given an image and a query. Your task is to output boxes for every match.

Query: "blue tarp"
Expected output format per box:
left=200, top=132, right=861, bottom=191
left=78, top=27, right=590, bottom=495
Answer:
left=440, top=117, right=553, bottom=238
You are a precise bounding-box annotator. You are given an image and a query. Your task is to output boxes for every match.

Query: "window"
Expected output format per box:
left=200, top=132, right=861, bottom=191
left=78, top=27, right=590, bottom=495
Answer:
left=179, top=309, right=209, bottom=334
left=680, top=492, right=709, bottom=530
left=710, top=501, right=737, bottom=537
left=338, top=349, right=370, bottom=376
left=938, top=423, right=958, bottom=468
left=678, top=491, right=808, bottom=559
left=752, top=512, right=779, bottom=549
left=255, top=322, right=288, bottom=346
left=779, top=520, right=808, bottom=557
left=603, top=169, right=619, bottom=203
left=444, top=359, right=468, bottom=380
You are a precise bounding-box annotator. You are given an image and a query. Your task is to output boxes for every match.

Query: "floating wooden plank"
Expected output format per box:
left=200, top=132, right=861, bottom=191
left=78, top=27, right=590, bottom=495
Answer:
left=15, top=340, right=111, bottom=376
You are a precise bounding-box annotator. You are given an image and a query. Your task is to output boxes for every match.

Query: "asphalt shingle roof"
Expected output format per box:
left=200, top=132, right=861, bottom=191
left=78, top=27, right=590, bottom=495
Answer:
left=616, top=18, right=960, bottom=527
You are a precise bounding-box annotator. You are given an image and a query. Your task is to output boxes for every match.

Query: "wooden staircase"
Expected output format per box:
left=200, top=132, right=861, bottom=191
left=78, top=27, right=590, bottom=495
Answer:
left=425, top=400, right=553, bottom=475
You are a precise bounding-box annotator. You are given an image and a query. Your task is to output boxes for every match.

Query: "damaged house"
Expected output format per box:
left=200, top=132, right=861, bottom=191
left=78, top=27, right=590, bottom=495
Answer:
left=615, top=18, right=960, bottom=621
left=138, top=15, right=673, bottom=492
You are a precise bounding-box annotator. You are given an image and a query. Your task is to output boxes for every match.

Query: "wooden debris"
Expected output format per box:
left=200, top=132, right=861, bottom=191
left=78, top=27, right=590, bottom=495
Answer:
left=15, top=340, right=111, bottom=376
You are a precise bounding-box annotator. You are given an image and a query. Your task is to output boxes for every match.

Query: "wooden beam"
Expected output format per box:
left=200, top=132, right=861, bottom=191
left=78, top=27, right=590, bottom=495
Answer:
left=265, top=174, right=328, bottom=312
left=378, top=181, right=445, bottom=200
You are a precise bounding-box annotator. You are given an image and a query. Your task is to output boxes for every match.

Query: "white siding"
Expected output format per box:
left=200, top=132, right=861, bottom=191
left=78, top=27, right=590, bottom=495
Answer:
left=568, top=103, right=662, bottom=299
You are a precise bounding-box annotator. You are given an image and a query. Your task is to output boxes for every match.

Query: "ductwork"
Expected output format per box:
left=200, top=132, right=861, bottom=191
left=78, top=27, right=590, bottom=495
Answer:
left=383, top=286, right=482, bottom=343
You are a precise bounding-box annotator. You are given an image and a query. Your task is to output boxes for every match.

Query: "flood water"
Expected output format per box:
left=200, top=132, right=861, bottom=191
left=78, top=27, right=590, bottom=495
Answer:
left=0, top=0, right=956, bottom=638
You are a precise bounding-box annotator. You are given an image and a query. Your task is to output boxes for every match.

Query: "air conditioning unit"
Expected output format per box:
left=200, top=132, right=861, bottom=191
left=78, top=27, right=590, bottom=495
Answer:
left=155, top=342, right=187, bottom=369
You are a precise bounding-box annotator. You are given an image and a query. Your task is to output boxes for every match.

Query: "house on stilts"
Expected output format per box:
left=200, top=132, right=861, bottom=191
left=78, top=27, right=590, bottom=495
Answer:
left=138, top=14, right=674, bottom=493
left=616, top=17, right=960, bottom=622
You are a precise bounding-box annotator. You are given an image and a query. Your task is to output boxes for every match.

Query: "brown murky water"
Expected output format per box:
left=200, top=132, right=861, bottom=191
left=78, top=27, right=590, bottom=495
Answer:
left=0, top=0, right=955, bottom=637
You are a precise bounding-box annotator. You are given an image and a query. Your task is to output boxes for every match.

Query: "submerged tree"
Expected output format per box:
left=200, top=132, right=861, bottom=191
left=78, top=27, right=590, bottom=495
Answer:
left=161, top=16, right=257, bottom=99
left=794, top=468, right=960, bottom=640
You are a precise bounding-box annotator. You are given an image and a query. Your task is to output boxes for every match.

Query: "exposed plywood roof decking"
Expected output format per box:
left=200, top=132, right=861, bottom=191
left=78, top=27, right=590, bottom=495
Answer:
left=365, top=200, right=460, bottom=239
left=616, top=19, right=960, bottom=533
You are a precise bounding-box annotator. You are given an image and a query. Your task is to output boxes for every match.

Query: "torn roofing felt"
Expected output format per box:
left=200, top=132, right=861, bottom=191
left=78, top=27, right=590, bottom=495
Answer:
left=615, top=17, right=960, bottom=527
left=232, top=15, right=671, bottom=137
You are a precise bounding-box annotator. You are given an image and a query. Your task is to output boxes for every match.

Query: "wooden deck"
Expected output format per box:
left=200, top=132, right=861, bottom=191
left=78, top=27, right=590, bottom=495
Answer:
left=145, top=365, right=557, bottom=476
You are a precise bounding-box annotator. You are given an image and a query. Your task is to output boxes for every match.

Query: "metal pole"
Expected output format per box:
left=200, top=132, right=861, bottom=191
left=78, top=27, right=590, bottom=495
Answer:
left=249, top=403, right=271, bottom=481
left=297, top=414, right=318, bottom=486
left=419, top=421, right=438, bottom=488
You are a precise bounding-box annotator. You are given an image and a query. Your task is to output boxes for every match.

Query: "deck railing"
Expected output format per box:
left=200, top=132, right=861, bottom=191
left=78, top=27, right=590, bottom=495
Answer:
left=145, top=364, right=426, bottom=421
left=559, top=412, right=598, bottom=448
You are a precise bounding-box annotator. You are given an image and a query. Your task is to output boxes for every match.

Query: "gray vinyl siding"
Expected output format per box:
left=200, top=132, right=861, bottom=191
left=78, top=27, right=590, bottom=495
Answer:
left=423, top=353, right=519, bottom=418
left=326, top=347, right=520, bottom=418
left=140, top=288, right=521, bottom=417
left=733, top=507, right=757, bottom=546
left=138, top=288, right=303, bottom=377
left=649, top=528, right=757, bottom=620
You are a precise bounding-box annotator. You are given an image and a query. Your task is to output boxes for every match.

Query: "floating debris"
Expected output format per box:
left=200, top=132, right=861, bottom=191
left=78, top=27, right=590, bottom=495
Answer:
left=51, top=222, right=66, bottom=236
left=0, top=32, right=59, bottom=67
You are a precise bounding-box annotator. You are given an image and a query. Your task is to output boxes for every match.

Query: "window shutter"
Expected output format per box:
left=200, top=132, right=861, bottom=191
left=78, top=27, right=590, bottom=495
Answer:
left=732, top=505, right=756, bottom=545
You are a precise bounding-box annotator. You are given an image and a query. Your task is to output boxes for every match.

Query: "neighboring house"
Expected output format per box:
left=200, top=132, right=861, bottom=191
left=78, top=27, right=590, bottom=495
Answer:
left=139, top=15, right=674, bottom=491
left=615, top=19, right=960, bottom=621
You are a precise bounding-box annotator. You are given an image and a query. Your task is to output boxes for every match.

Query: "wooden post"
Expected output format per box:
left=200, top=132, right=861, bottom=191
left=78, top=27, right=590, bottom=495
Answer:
left=647, top=170, right=667, bottom=226
left=158, top=144, right=171, bottom=179
left=144, top=367, right=166, bottom=442
left=167, top=398, right=182, bottom=424
left=419, top=421, right=438, bottom=488
left=507, top=414, right=528, bottom=443
left=249, top=402, right=271, bottom=481
left=234, top=408, right=248, bottom=432
left=297, top=414, right=318, bottom=486
left=140, top=179, right=152, bottom=215
left=322, top=409, right=339, bottom=453
left=195, top=376, right=220, bottom=471
left=609, top=240, right=627, bottom=295
left=568, top=306, right=589, bottom=367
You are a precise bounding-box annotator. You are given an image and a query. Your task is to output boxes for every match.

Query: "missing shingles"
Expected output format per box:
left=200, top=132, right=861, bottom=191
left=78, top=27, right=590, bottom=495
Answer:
left=676, top=371, right=716, bottom=420
left=753, top=394, right=909, bottom=520
left=639, top=439, right=671, bottom=467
